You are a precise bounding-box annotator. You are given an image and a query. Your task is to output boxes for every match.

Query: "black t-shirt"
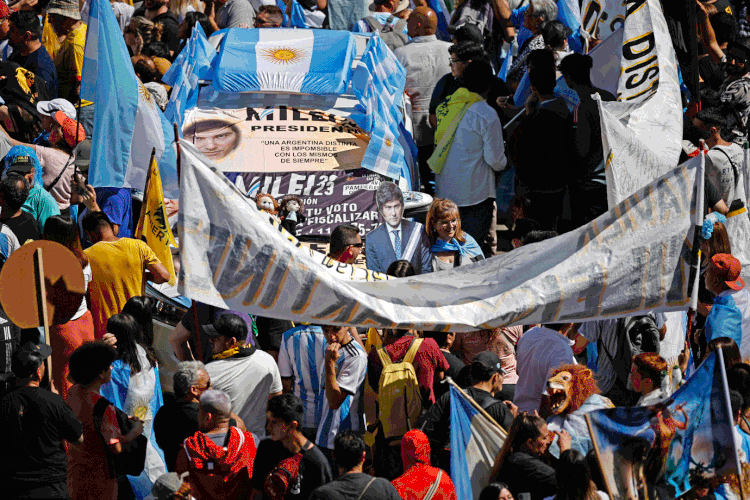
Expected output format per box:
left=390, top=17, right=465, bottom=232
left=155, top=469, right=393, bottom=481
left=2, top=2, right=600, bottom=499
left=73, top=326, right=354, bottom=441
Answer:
left=0, top=302, right=21, bottom=388
left=496, top=451, right=557, bottom=500
left=153, top=401, right=199, bottom=471
left=3, top=212, right=40, bottom=244
left=308, top=472, right=402, bottom=500
left=254, top=316, right=294, bottom=353
left=699, top=55, right=724, bottom=92
left=420, top=386, right=514, bottom=450
left=434, top=350, right=465, bottom=401
left=251, top=437, right=333, bottom=499
left=0, top=386, right=82, bottom=486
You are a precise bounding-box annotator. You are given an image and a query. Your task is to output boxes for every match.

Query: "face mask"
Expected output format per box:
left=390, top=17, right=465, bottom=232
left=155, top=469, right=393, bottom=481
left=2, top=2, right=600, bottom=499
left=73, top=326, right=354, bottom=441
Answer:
left=725, top=60, right=748, bottom=77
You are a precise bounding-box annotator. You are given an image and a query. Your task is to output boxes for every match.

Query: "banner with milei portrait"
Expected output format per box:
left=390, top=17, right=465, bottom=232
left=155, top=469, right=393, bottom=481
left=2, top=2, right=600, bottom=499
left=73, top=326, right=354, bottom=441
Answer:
left=181, top=106, right=388, bottom=237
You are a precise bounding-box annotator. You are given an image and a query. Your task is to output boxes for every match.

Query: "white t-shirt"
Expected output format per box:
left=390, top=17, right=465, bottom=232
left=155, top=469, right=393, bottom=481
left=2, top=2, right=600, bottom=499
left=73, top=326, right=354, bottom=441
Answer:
left=206, top=349, right=282, bottom=437
left=70, top=264, right=92, bottom=321
left=513, top=326, right=576, bottom=413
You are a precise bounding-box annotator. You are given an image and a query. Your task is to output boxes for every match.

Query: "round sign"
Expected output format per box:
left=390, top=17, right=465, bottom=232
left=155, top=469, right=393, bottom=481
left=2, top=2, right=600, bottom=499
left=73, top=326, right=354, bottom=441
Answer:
left=0, top=240, right=86, bottom=328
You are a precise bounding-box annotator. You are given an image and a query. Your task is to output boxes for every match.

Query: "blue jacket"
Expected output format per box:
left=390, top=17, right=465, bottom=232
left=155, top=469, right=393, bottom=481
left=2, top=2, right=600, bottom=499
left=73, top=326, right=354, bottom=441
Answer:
left=365, top=220, right=432, bottom=275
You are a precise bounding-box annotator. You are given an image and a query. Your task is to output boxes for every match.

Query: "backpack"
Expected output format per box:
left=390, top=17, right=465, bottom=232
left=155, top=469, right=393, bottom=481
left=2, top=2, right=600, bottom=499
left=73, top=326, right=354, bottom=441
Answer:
left=93, top=397, right=148, bottom=478
left=600, top=315, right=661, bottom=388
left=364, top=15, right=409, bottom=52
left=264, top=453, right=304, bottom=500
left=376, top=338, right=423, bottom=440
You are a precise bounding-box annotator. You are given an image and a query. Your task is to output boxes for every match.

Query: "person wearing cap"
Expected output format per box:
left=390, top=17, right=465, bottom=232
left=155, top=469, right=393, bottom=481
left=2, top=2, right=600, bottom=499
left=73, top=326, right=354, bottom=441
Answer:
left=82, top=210, right=170, bottom=338
left=705, top=253, right=750, bottom=358
left=394, top=7, right=451, bottom=197
left=391, top=429, right=457, bottom=500
left=420, top=350, right=516, bottom=471
left=0, top=104, right=84, bottom=215
left=0, top=171, right=40, bottom=243
left=47, top=0, right=86, bottom=102
left=0, top=342, right=83, bottom=499
left=352, top=0, right=410, bottom=35
left=1, top=145, right=61, bottom=231
left=8, top=10, right=58, bottom=98
left=204, top=313, right=282, bottom=439
left=698, top=1, right=750, bottom=146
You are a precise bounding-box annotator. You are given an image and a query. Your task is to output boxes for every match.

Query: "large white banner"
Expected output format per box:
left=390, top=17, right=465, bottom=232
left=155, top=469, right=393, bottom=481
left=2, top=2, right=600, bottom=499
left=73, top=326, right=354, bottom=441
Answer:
left=178, top=141, right=701, bottom=332
left=599, top=0, right=683, bottom=207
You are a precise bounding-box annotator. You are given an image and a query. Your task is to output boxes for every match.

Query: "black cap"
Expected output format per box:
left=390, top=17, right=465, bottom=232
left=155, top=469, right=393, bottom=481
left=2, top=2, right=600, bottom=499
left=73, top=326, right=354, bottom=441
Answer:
left=472, top=351, right=506, bottom=375
left=728, top=39, right=750, bottom=62
left=12, top=342, right=53, bottom=378
left=6, top=155, right=35, bottom=174
left=448, top=22, right=483, bottom=45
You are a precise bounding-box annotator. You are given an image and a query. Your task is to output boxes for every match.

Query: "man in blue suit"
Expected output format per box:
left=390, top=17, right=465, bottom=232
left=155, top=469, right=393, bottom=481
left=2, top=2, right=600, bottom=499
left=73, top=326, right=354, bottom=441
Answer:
left=365, top=182, right=432, bottom=275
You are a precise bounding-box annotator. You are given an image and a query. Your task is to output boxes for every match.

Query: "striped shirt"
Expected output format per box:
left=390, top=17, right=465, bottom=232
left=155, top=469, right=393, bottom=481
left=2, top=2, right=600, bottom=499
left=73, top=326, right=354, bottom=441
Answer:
left=277, top=325, right=327, bottom=429
left=316, top=339, right=367, bottom=450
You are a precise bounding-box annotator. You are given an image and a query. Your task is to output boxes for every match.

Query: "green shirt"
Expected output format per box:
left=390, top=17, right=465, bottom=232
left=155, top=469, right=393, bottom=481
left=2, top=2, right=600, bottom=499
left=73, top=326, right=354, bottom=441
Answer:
left=22, top=185, right=60, bottom=232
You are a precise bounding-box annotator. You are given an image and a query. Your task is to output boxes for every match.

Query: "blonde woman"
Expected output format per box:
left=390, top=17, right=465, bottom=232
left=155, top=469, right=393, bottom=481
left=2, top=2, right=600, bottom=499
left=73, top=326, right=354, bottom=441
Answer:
left=124, top=16, right=163, bottom=56
left=168, top=0, right=203, bottom=23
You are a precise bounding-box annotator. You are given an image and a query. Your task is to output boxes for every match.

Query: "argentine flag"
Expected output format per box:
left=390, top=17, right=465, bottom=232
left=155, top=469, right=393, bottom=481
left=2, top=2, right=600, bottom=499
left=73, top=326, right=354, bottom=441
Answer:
left=450, top=384, right=507, bottom=499
left=82, top=0, right=178, bottom=198
left=212, top=28, right=356, bottom=95
left=163, top=24, right=216, bottom=129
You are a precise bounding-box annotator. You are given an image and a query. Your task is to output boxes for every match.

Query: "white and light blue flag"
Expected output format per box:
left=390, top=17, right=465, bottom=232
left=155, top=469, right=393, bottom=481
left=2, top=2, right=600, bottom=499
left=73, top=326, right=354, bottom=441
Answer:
left=450, top=384, right=507, bottom=500
left=350, top=33, right=407, bottom=180
left=82, top=0, right=178, bottom=198
left=163, top=24, right=216, bottom=129
left=212, top=28, right=356, bottom=94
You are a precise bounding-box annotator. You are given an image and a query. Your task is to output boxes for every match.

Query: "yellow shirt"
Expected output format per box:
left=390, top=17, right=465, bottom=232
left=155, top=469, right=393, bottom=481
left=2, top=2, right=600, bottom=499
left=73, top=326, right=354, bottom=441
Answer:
left=54, top=23, right=87, bottom=101
left=84, top=238, right=160, bottom=338
left=42, top=16, right=61, bottom=60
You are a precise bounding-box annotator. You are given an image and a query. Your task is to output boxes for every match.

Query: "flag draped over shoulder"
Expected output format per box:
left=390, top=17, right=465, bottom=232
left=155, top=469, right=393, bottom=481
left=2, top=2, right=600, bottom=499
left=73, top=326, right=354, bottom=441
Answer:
left=135, top=155, right=177, bottom=286
left=598, top=0, right=683, bottom=207
left=349, top=34, right=407, bottom=180
left=81, top=0, right=178, bottom=199
left=586, top=351, right=741, bottom=499
left=162, top=24, right=216, bottom=130
left=450, top=384, right=506, bottom=500
left=178, top=138, right=703, bottom=331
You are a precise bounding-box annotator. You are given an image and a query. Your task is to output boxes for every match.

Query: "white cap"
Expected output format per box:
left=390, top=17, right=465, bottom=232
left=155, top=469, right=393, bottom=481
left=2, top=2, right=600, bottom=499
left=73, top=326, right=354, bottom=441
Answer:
left=36, top=99, right=76, bottom=120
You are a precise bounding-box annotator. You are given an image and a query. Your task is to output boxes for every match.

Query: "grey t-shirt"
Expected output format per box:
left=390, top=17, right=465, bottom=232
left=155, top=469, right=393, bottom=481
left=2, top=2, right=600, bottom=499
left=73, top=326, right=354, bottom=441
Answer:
left=309, top=473, right=402, bottom=500
left=217, top=0, right=256, bottom=28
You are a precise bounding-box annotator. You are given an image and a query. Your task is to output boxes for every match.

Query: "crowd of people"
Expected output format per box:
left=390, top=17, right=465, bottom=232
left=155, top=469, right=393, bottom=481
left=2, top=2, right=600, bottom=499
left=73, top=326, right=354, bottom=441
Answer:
left=0, top=0, right=748, bottom=498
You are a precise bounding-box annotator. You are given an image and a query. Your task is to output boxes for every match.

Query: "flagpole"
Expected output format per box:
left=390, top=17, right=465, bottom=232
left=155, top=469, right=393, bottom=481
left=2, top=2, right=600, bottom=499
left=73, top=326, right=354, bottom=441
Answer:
left=173, top=122, right=203, bottom=362
left=138, top=148, right=156, bottom=296
left=718, top=348, right=747, bottom=500
left=585, top=413, right=615, bottom=500
left=686, top=141, right=706, bottom=349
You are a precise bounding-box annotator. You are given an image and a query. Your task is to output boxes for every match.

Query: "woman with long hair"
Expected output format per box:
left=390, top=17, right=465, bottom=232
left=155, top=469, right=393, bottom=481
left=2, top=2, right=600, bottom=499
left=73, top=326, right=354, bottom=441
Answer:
left=124, top=16, right=163, bottom=56
left=495, top=412, right=571, bottom=500
left=425, top=198, right=484, bottom=271
left=122, top=295, right=157, bottom=358
left=43, top=215, right=95, bottom=398
left=550, top=449, right=608, bottom=500
left=100, top=313, right=167, bottom=499
left=168, top=0, right=203, bottom=22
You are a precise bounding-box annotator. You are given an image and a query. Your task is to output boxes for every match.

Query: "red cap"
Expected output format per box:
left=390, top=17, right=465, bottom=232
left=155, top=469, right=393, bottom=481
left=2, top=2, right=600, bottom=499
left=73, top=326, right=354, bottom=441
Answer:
left=0, top=2, right=10, bottom=19
left=712, top=253, right=745, bottom=291
left=53, top=110, right=86, bottom=148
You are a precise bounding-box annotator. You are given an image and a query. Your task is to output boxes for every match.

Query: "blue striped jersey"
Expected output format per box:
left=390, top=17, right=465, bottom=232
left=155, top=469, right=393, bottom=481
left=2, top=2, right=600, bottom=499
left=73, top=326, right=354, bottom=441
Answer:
left=315, top=339, right=368, bottom=450
left=277, top=325, right=327, bottom=429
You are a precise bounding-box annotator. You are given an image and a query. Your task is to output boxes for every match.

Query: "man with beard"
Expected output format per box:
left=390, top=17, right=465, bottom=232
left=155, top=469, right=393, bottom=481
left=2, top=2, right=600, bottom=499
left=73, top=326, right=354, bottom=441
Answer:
left=133, top=0, right=180, bottom=57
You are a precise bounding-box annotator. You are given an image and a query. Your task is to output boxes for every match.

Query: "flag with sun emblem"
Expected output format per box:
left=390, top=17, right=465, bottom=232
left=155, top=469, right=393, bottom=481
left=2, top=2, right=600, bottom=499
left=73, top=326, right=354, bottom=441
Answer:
left=81, top=0, right=178, bottom=199
left=212, top=28, right=356, bottom=94
left=135, top=155, right=177, bottom=286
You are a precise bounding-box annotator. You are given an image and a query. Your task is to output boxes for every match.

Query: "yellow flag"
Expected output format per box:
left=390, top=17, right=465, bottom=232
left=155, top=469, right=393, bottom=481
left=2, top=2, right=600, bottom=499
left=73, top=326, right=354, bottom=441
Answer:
left=136, top=156, right=177, bottom=286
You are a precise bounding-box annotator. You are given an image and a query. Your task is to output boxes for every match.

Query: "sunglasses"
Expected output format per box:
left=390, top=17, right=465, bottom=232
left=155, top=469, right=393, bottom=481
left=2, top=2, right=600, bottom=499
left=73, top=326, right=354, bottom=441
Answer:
left=349, top=242, right=364, bottom=248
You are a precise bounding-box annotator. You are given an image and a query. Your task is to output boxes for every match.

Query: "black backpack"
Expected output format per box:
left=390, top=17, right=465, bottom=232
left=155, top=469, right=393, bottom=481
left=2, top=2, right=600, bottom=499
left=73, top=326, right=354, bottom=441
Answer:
left=600, top=315, right=661, bottom=388
left=93, top=397, right=148, bottom=478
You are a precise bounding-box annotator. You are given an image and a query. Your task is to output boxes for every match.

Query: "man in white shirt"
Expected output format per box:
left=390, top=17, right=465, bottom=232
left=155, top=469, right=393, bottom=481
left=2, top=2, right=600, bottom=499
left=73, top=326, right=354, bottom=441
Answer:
left=394, top=7, right=451, bottom=196
left=513, top=323, right=576, bottom=413
left=204, top=314, right=282, bottom=439
left=434, top=61, right=507, bottom=254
